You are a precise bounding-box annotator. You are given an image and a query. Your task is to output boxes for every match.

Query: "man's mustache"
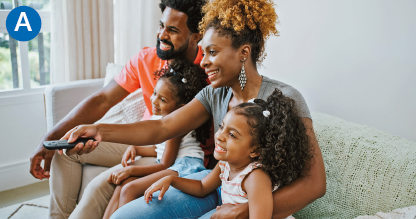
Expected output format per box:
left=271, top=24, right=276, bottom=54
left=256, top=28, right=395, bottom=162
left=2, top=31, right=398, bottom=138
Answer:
left=158, top=39, right=174, bottom=47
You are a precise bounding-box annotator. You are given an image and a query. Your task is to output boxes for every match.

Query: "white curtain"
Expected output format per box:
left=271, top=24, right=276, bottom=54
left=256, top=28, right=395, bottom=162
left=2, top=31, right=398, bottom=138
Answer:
left=50, top=0, right=114, bottom=83
left=113, top=0, right=161, bottom=65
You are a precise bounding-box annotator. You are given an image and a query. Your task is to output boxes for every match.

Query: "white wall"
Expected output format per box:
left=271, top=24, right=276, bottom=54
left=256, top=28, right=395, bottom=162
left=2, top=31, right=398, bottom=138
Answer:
left=0, top=92, right=48, bottom=191
left=262, top=0, right=416, bottom=142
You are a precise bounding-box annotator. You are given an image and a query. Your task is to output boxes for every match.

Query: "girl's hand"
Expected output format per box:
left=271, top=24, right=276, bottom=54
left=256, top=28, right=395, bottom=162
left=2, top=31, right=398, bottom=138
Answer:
left=144, top=176, right=173, bottom=204
left=122, top=146, right=136, bottom=167
left=59, top=124, right=102, bottom=156
left=107, top=167, right=132, bottom=185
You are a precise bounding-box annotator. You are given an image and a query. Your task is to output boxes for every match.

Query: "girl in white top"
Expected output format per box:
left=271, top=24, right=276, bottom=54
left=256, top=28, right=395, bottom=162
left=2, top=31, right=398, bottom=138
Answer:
left=145, top=89, right=313, bottom=219
left=103, top=60, right=212, bottom=219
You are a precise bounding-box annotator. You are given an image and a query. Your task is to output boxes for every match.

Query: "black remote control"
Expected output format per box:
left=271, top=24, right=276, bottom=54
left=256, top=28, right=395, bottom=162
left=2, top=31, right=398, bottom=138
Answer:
left=43, top=138, right=96, bottom=150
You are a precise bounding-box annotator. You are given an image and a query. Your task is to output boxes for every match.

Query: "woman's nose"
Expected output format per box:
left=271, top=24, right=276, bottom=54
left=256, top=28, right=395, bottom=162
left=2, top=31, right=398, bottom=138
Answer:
left=200, top=54, right=210, bottom=69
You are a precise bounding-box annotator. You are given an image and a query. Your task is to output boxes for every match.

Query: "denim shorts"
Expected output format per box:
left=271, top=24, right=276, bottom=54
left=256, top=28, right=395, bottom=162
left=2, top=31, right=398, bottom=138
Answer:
left=157, top=156, right=206, bottom=177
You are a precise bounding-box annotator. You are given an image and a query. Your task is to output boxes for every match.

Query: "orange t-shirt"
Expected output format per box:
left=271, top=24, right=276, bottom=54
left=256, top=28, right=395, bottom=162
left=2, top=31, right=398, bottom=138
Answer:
left=114, top=46, right=214, bottom=166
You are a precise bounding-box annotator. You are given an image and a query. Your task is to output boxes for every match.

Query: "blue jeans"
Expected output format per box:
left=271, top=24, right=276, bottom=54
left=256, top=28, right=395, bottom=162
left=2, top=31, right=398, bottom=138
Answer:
left=110, top=170, right=220, bottom=219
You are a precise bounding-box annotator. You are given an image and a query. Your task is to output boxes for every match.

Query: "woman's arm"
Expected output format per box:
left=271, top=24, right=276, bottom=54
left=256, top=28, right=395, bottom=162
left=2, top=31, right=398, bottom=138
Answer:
left=269, top=118, right=326, bottom=218
left=211, top=118, right=326, bottom=219
left=242, top=169, right=273, bottom=219
left=62, top=98, right=211, bottom=156
left=144, top=163, right=222, bottom=202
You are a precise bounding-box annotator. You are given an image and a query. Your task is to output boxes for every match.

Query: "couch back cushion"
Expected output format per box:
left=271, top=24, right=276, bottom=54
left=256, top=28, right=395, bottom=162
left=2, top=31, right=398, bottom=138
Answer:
left=294, top=112, right=416, bottom=218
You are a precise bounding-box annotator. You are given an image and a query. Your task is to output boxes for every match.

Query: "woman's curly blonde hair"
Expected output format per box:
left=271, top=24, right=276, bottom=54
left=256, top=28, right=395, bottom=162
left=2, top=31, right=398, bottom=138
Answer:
left=199, top=0, right=279, bottom=64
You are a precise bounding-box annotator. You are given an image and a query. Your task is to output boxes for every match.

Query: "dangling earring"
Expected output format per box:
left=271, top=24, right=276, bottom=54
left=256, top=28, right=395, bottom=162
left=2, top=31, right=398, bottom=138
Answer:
left=239, top=58, right=247, bottom=90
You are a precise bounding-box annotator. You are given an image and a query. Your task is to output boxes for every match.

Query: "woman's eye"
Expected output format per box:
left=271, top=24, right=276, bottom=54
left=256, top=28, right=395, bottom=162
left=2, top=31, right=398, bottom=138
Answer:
left=219, top=124, right=223, bottom=130
left=161, top=98, right=166, bottom=103
left=209, top=50, right=216, bottom=55
left=229, top=133, right=236, bottom=138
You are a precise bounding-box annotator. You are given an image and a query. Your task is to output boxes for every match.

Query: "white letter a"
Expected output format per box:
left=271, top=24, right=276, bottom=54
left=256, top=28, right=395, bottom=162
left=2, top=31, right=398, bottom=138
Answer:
left=14, top=12, right=32, bottom=31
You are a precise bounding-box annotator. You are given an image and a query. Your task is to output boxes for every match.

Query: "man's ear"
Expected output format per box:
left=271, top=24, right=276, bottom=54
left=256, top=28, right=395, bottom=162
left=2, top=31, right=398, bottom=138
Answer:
left=190, top=32, right=202, bottom=44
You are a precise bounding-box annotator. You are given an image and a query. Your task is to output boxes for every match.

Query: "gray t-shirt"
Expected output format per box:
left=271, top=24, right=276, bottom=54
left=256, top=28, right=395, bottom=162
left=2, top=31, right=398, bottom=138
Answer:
left=195, top=76, right=311, bottom=133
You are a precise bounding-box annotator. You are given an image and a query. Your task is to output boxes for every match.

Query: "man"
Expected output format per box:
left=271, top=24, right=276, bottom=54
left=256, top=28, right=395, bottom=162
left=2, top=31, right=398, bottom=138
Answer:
left=29, top=1, right=210, bottom=218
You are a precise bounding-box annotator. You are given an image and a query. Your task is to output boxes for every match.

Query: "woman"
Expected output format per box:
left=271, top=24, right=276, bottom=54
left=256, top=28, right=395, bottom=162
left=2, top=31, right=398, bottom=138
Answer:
left=63, top=0, right=326, bottom=218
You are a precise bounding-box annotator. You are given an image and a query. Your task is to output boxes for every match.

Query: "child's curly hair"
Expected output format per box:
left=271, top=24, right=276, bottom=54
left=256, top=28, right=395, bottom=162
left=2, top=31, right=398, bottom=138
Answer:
left=199, top=0, right=279, bottom=65
left=233, top=89, right=313, bottom=188
left=154, top=59, right=211, bottom=145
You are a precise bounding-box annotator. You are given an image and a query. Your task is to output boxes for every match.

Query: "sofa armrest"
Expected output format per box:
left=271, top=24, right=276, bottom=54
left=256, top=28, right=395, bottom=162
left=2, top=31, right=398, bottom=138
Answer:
left=44, top=78, right=105, bottom=131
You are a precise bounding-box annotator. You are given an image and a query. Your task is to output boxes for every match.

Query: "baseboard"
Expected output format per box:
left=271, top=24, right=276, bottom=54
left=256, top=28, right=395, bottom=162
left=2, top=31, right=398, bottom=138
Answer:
left=0, top=160, right=45, bottom=192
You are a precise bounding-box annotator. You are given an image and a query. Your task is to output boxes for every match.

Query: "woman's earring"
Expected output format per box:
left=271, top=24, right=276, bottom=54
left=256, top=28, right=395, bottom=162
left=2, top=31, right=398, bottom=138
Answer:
left=239, top=58, right=247, bottom=90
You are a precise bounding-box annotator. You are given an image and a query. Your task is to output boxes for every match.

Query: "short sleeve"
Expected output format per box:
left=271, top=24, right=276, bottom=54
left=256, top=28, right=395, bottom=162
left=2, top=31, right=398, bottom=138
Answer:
left=195, top=85, right=214, bottom=115
left=114, top=52, right=143, bottom=93
left=218, top=161, right=227, bottom=180
left=287, top=88, right=311, bottom=120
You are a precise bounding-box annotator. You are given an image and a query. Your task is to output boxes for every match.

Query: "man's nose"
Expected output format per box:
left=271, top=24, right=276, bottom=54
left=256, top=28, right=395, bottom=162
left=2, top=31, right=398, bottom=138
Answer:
left=158, top=27, right=169, bottom=40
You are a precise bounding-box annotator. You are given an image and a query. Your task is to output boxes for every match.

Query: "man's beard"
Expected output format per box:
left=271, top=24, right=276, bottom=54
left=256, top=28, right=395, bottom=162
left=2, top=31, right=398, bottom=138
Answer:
left=156, top=38, right=189, bottom=60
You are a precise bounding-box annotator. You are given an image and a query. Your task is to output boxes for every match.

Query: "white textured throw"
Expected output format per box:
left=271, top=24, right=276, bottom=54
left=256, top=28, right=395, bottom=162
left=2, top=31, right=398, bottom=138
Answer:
left=95, top=63, right=146, bottom=125
left=294, top=112, right=416, bottom=219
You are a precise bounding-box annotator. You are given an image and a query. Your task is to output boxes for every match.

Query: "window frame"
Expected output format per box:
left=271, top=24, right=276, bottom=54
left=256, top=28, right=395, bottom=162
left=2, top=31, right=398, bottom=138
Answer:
left=0, top=2, right=51, bottom=97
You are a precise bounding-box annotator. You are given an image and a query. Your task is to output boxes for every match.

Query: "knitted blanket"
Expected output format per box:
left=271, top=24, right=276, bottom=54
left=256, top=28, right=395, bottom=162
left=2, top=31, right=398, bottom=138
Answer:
left=95, top=63, right=146, bottom=125
left=294, top=112, right=416, bottom=219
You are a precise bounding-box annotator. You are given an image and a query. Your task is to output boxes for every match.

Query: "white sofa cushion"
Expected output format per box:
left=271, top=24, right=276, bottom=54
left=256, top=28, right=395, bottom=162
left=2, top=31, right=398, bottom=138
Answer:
left=95, top=63, right=146, bottom=125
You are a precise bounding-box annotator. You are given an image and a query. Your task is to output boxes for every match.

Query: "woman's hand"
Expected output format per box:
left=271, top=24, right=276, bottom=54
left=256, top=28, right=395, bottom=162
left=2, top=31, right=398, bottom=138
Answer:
left=210, top=204, right=248, bottom=219
left=59, top=124, right=101, bottom=156
left=121, top=146, right=137, bottom=167
left=144, top=176, right=173, bottom=204
left=107, top=167, right=133, bottom=185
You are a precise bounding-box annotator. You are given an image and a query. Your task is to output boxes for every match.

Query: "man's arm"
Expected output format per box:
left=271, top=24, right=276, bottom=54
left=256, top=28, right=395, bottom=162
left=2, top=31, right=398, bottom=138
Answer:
left=29, top=80, right=130, bottom=179
left=211, top=118, right=327, bottom=219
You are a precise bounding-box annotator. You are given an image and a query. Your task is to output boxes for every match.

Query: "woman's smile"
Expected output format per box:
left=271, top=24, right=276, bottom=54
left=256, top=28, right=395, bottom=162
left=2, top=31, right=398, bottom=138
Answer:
left=207, top=69, right=219, bottom=81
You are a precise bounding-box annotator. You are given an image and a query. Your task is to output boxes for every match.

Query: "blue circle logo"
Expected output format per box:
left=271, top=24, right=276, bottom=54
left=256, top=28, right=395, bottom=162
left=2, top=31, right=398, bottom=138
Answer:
left=6, top=6, right=42, bottom=41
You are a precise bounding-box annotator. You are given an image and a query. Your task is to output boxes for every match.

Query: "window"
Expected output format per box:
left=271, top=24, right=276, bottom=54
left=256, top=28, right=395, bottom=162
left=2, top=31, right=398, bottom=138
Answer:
left=0, top=0, right=51, bottom=94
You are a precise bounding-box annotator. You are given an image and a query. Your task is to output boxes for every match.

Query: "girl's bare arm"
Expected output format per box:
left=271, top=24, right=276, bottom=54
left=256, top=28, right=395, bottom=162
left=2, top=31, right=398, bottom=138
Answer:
left=242, top=169, right=273, bottom=219
left=144, top=163, right=222, bottom=202
left=126, top=135, right=184, bottom=177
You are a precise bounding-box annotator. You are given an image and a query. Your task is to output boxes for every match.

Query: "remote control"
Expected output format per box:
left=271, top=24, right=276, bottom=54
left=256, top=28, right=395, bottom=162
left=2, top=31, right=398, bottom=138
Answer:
left=43, top=138, right=96, bottom=150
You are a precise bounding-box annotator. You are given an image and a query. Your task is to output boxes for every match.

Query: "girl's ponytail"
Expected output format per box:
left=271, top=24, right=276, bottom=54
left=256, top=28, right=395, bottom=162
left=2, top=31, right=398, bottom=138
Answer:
left=261, top=89, right=313, bottom=188
left=234, top=89, right=313, bottom=188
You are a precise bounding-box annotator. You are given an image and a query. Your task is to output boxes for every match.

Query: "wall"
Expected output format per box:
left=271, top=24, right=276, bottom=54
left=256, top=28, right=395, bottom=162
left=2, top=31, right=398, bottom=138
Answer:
left=0, top=92, right=48, bottom=191
left=262, top=0, right=416, bottom=142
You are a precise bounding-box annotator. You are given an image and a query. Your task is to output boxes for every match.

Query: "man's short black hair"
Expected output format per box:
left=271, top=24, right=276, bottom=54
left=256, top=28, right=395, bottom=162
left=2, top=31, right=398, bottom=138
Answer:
left=159, top=0, right=207, bottom=33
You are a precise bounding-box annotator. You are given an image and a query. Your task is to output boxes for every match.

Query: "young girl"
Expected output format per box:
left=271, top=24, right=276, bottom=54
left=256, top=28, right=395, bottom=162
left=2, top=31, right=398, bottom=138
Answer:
left=144, top=89, right=314, bottom=219
left=102, top=60, right=211, bottom=219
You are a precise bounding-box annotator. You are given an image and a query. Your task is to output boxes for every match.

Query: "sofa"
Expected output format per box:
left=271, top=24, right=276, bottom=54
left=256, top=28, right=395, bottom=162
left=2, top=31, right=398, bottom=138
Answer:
left=44, top=64, right=416, bottom=218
